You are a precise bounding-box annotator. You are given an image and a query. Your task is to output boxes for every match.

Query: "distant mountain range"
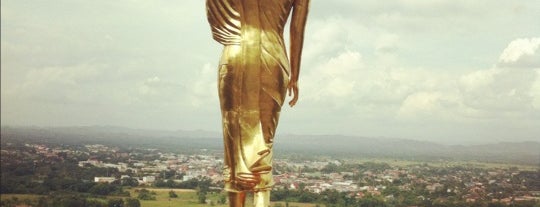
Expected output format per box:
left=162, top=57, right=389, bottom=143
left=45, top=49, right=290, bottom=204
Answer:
left=1, top=126, right=539, bottom=165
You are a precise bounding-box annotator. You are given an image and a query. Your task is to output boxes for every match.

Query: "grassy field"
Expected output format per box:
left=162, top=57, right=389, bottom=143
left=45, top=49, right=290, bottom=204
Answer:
left=129, top=189, right=320, bottom=207
left=342, top=157, right=539, bottom=170
left=0, top=190, right=321, bottom=207
left=0, top=193, right=43, bottom=203
left=0, top=194, right=42, bottom=200
left=130, top=189, right=226, bottom=207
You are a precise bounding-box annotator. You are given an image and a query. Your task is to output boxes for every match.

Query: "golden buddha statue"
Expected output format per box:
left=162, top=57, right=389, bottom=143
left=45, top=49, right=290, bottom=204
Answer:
left=206, top=0, right=309, bottom=206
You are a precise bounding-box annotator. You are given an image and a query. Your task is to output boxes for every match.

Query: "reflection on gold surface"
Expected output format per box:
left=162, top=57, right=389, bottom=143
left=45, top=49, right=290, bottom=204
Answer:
left=206, top=0, right=309, bottom=206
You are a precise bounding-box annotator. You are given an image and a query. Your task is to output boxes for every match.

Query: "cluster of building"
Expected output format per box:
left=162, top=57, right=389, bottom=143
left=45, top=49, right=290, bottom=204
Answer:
left=93, top=175, right=155, bottom=184
left=271, top=160, right=540, bottom=204
left=77, top=145, right=224, bottom=185
left=22, top=143, right=540, bottom=204
left=275, top=171, right=359, bottom=193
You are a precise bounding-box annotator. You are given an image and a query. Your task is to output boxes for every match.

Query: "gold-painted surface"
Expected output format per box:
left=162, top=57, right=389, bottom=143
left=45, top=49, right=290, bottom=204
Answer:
left=206, top=0, right=309, bottom=206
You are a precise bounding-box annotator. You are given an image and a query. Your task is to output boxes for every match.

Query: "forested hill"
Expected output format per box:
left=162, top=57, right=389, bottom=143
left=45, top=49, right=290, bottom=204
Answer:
left=1, top=126, right=538, bottom=165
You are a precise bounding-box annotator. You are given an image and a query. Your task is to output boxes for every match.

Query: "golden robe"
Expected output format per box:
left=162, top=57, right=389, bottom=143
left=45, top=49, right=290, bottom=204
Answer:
left=206, top=0, right=300, bottom=192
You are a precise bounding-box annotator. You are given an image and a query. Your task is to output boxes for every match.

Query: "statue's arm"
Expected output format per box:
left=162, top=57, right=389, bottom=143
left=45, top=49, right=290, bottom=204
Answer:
left=288, top=0, right=310, bottom=107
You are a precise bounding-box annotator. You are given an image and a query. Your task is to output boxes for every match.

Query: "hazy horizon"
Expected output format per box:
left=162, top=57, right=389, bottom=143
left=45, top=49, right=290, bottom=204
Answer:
left=2, top=1, right=540, bottom=145
left=2, top=124, right=539, bottom=146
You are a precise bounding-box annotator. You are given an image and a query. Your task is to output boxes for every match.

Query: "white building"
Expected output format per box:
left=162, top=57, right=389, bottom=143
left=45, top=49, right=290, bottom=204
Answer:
left=142, top=176, right=156, bottom=183
left=94, top=177, right=116, bottom=183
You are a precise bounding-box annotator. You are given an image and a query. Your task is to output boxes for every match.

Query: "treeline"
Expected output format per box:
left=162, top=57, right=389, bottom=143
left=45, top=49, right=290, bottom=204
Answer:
left=271, top=188, right=399, bottom=207
left=1, top=158, right=128, bottom=195
left=270, top=188, right=539, bottom=207
left=0, top=194, right=140, bottom=207
left=154, top=177, right=224, bottom=204
left=154, top=177, right=216, bottom=190
left=0, top=142, right=221, bottom=206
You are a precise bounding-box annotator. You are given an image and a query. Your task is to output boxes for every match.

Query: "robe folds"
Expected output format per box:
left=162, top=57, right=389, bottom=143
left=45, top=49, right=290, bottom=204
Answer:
left=206, top=0, right=294, bottom=192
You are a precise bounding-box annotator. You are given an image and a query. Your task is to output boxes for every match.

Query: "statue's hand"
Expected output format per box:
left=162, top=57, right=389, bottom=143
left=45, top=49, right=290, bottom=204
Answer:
left=287, top=81, right=299, bottom=107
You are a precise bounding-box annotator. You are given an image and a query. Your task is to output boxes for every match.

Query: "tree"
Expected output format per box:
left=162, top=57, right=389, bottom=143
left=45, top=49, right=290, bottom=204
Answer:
left=137, top=189, right=156, bottom=200
left=37, top=196, right=48, bottom=207
left=195, top=177, right=211, bottom=204
left=154, top=179, right=168, bottom=188
left=89, top=183, right=116, bottom=196
left=198, top=191, right=207, bottom=204
left=321, top=163, right=339, bottom=173
left=86, top=199, right=108, bottom=207
left=121, top=177, right=139, bottom=187
left=160, top=170, right=176, bottom=179
left=357, top=194, right=387, bottom=207
left=108, top=198, right=124, bottom=207
left=197, top=177, right=212, bottom=192
left=177, top=178, right=198, bottom=189
left=217, top=193, right=227, bottom=204
left=52, top=195, right=87, bottom=207
left=124, top=198, right=141, bottom=207
left=169, top=190, right=178, bottom=198
left=298, top=192, right=316, bottom=203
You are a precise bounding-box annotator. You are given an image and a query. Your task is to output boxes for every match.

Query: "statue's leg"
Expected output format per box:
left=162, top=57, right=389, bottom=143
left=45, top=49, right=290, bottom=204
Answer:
left=254, top=191, right=270, bottom=207
left=228, top=192, right=246, bottom=207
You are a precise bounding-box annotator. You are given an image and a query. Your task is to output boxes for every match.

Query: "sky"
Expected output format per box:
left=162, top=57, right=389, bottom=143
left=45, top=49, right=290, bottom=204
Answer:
left=2, top=0, right=540, bottom=144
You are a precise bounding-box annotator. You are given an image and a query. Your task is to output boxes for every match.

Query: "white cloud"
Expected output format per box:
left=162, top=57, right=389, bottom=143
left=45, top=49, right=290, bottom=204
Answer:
left=302, top=16, right=367, bottom=62
left=397, top=91, right=458, bottom=119
left=302, top=50, right=363, bottom=106
left=457, top=37, right=540, bottom=118
left=499, top=38, right=540, bottom=63
left=498, top=37, right=540, bottom=68
left=5, top=64, right=104, bottom=104
left=300, top=34, right=540, bottom=131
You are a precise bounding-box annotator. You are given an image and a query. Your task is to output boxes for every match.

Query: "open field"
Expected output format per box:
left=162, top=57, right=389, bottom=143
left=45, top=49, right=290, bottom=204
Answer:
left=342, top=157, right=539, bottom=171
left=0, top=194, right=42, bottom=200
left=0, top=194, right=43, bottom=203
left=0, top=191, right=321, bottom=207
left=127, top=189, right=225, bottom=207
left=128, top=189, right=320, bottom=207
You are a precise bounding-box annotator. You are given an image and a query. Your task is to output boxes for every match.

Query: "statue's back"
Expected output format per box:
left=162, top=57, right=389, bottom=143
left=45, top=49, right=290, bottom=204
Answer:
left=206, top=0, right=294, bottom=47
left=206, top=1, right=309, bottom=206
